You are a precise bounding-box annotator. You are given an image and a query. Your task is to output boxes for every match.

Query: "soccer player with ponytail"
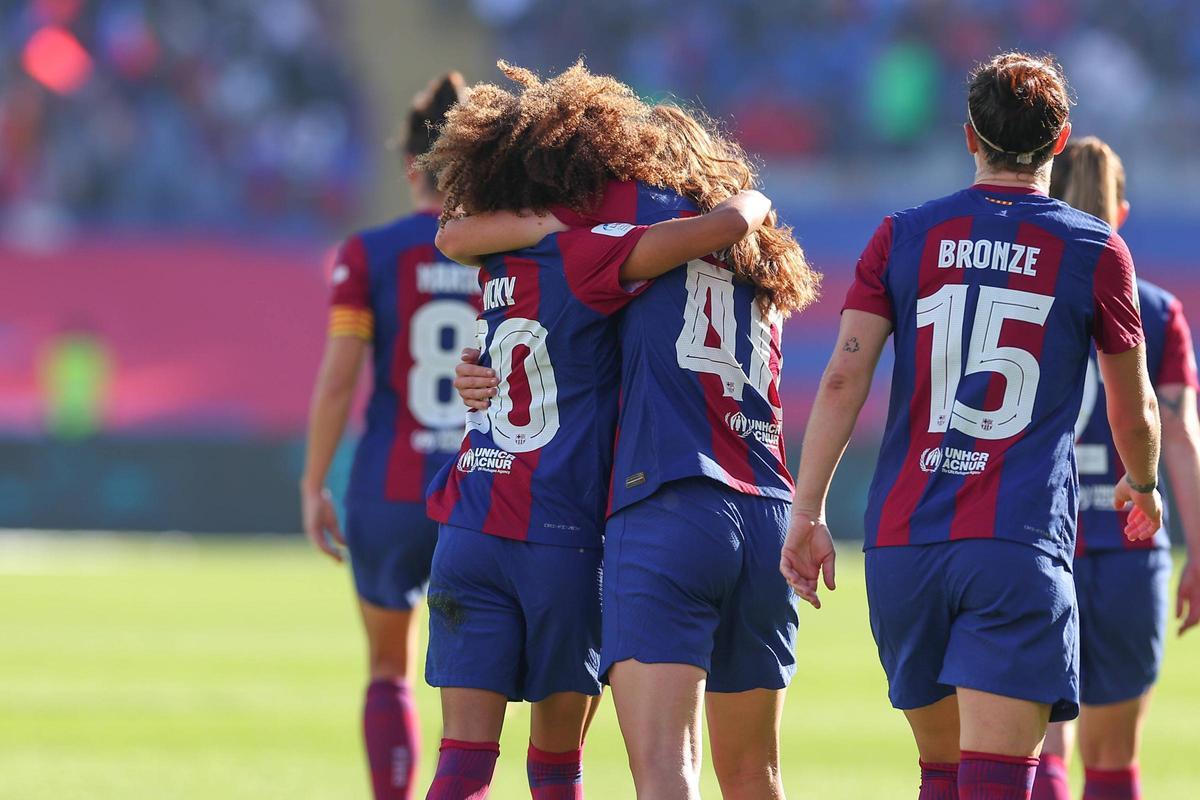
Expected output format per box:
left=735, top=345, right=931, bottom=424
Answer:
left=783, top=53, right=1161, bottom=799
left=1032, top=137, right=1200, bottom=800
left=300, top=72, right=474, bottom=800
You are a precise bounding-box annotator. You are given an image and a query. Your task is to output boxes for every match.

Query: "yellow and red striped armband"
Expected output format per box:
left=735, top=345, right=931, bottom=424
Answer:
left=328, top=305, right=373, bottom=340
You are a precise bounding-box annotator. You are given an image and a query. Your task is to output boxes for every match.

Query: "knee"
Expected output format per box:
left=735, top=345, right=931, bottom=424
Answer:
left=626, top=740, right=702, bottom=792
left=713, top=758, right=782, bottom=800
left=1079, top=733, right=1138, bottom=770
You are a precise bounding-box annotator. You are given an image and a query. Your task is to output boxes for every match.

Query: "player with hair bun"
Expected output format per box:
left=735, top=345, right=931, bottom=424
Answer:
left=300, top=72, right=476, bottom=800
left=1032, top=137, right=1200, bottom=800
left=784, top=53, right=1162, bottom=799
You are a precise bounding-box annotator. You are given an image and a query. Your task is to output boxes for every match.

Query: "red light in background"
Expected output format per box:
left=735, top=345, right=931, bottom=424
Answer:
left=21, top=26, right=93, bottom=95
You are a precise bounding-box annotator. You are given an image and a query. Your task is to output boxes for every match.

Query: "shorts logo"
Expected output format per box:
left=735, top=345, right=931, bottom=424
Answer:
left=725, top=411, right=782, bottom=447
left=918, top=446, right=989, bottom=476
left=457, top=447, right=516, bottom=475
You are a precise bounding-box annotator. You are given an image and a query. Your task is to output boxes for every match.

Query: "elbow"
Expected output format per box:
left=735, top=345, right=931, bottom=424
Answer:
left=434, top=226, right=466, bottom=260
left=819, top=368, right=869, bottom=404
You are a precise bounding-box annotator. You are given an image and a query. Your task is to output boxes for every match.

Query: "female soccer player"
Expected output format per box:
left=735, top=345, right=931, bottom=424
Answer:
left=781, top=53, right=1162, bottom=800
left=419, top=63, right=783, bottom=800
left=436, top=63, right=819, bottom=800
left=1032, top=137, right=1200, bottom=800
left=300, top=73, right=475, bottom=800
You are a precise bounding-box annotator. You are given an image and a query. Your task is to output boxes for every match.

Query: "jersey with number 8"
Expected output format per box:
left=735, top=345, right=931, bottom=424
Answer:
left=844, top=184, right=1145, bottom=563
left=425, top=221, right=651, bottom=547
left=553, top=181, right=793, bottom=514
left=330, top=212, right=483, bottom=503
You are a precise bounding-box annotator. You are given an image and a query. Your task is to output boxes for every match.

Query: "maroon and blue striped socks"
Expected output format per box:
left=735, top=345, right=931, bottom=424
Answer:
left=958, top=751, right=1038, bottom=799
left=1083, top=765, right=1141, bottom=800
left=527, top=742, right=584, bottom=799
left=1031, top=753, right=1071, bottom=800
left=425, top=739, right=499, bottom=800
left=363, top=679, right=420, bottom=799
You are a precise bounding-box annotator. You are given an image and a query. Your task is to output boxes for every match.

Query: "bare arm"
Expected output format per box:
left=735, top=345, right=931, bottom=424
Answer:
left=300, top=336, right=367, bottom=561
left=436, top=211, right=568, bottom=266
left=781, top=310, right=892, bottom=608
left=434, top=190, right=772, bottom=279
left=1097, top=343, right=1163, bottom=538
left=1159, top=384, right=1200, bottom=633
left=617, top=190, right=772, bottom=281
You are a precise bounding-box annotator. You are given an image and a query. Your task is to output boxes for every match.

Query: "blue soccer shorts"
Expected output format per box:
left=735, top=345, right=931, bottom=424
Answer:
left=865, top=538, right=1080, bottom=722
left=1074, top=548, right=1171, bottom=706
left=601, top=477, right=798, bottom=693
left=425, top=524, right=602, bottom=702
left=344, top=499, right=438, bottom=611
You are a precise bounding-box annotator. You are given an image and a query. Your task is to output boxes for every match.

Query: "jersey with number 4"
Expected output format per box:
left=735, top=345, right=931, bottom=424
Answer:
left=331, top=212, right=483, bottom=503
left=555, top=181, right=793, bottom=514
left=845, top=184, right=1144, bottom=564
left=425, top=222, right=650, bottom=547
left=1075, top=279, right=1198, bottom=554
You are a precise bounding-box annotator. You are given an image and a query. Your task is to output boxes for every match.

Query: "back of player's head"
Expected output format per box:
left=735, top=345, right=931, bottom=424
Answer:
left=1049, top=136, right=1126, bottom=227
left=400, top=71, right=467, bottom=184
left=968, top=52, right=1071, bottom=171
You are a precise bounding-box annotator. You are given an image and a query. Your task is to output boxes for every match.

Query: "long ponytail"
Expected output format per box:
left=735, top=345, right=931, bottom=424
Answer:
left=1049, top=136, right=1125, bottom=227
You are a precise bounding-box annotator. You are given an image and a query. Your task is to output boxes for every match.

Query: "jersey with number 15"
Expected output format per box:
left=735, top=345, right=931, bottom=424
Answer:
left=845, top=184, right=1144, bottom=564
left=330, top=211, right=482, bottom=504
left=555, top=181, right=793, bottom=515
left=425, top=221, right=650, bottom=547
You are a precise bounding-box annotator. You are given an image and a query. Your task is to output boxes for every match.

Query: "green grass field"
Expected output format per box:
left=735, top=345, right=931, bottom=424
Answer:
left=2, top=533, right=1198, bottom=799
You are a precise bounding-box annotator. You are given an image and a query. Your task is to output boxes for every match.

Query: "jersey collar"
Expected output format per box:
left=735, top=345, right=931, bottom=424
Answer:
left=971, top=183, right=1048, bottom=197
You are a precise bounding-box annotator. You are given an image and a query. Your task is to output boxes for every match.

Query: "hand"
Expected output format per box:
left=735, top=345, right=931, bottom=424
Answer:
left=301, top=485, right=345, bottom=562
left=1177, top=559, right=1200, bottom=636
left=1113, top=474, right=1163, bottom=541
left=715, top=188, right=772, bottom=232
left=454, top=348, right=498, bottom=411
left=780, top=508, right=836, bottom=609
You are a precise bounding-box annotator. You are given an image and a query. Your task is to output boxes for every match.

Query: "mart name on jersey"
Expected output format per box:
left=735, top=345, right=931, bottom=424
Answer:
left=725, top=411, right=781, bottom=447
left=457, top=447, right=516, bottom=475
left=919, top=446, right=990, bottom=476
left=937, top=239, right=1041, bottom=276
left=416, top=261, right=482, bottom=295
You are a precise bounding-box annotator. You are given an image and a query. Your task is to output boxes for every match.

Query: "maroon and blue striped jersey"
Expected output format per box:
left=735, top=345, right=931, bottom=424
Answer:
left=556, top=181, right=793, bottom=515
left=330, top=211, right=482, bottom=503
left=425, top=221, right=649, bottom=547
left=845, top=185, right=1144, bottom=564
left=1075, top=279, right=1198, bottom=554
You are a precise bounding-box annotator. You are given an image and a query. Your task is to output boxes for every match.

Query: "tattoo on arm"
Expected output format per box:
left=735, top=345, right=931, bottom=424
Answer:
left=842, top=337, right=860, bottom=353
left=1158, top=390, right=1184, bottom=418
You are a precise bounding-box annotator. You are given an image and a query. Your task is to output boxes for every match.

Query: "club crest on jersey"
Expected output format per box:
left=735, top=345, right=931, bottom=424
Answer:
left=457, top=447, right=516, bottom=475
left=918, top=446, right=989, bottom=476
left=725, top=411, right=781, bottom=447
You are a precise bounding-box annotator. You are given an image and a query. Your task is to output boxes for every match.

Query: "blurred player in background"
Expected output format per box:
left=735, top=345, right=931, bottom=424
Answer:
left=782, top=53, right=1162, bottom=800
left=441, top=63, right=820, bottom=800
left=1032, top=137, right=1200, bottom=800
left=420, top=63, right=778, bottom=800
left=299, top=73, right=474, bottom=800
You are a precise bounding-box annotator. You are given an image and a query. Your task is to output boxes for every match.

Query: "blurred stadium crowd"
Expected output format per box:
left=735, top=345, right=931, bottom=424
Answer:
left=0, top=0, right=364, bottom=237
left=3, top=0, right=1199, bottom=532
left=475, top=0, right=1200, bottom=162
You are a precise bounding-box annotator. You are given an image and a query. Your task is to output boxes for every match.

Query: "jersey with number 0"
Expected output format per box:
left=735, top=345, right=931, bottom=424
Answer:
left=330, top=211, right=482, bottom=503
left=1075, top=279, right=1198, bottom=554
left=425, top=222, right=649, bottom=547
left=556, top=181, right=792, bottom=514
left=845, top=184, right=1144, bottom=564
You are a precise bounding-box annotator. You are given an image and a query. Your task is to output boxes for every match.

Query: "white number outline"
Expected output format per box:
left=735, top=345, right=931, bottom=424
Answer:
left=916, top=284, right=1054, bottom=440
left=674, top=259, right=781, bottom=412
left=407, top=300, right=480, bottom=428
left=477, top=316, right=560, bottom=454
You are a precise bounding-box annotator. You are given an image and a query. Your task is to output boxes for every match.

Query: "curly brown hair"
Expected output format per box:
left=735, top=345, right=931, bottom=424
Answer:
left=418, top=61, right=820, bottom=316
